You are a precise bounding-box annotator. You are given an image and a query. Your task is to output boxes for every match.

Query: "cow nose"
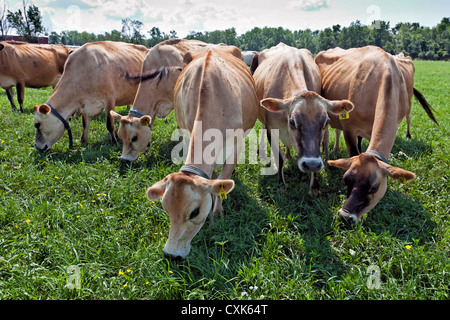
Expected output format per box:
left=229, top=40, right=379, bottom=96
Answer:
left=298, top=157, right=323, bottom=172
left=35, top=144, right=48, bottom=152
left=338, top=209, right=357, bottom=225
left=164, top=251, right=183, bottom=261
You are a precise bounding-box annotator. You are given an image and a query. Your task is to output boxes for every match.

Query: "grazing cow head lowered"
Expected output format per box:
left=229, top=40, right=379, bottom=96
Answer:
left=328, top=153, right=416, bottom=224
left=110, top=111, right=152, bottom=161
left=261, top=91, right=354, bottom=173
left=146, top=172, right=235, bottom=260
left=111, top=66, right=182, bottom=161
left=33, top=103, right=71, bottom=151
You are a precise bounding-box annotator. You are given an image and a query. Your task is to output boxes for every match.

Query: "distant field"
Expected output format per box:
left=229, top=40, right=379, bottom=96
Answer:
left=0, top=60, right=448, bottom=300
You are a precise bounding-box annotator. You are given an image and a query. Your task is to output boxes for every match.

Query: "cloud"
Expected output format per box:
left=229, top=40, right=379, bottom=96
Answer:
left=289, top=0, right=330, bottom=11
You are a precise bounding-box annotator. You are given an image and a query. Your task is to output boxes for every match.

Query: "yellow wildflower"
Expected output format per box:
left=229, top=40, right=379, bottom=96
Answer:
left=126, top=269, right=131, bottom=273
left=25, top=219, right=30, bottom=223
left=123, top=283, right=127, bottom=288
left=119, top=271, right=124, bottom=275
left=405, top=245, right=412, bottom=250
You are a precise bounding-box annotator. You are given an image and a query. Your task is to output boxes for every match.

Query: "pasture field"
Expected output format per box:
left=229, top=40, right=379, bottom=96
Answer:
left=0, top=60, right=448, bottom=300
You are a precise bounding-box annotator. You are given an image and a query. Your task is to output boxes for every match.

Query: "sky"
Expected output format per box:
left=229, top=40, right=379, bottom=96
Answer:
left=6, top=0, right=450, bottom=37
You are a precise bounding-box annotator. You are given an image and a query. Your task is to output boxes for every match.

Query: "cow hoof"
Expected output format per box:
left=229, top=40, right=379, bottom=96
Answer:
left=308, top=188, right=321, bottom=196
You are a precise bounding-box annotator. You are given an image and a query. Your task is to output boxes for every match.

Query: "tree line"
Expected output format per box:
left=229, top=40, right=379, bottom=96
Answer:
left=1, top=1, right=448, bottom=60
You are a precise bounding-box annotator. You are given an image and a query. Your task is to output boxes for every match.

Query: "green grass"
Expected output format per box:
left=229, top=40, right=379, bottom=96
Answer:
left=0, top=60, right=448, bottom=300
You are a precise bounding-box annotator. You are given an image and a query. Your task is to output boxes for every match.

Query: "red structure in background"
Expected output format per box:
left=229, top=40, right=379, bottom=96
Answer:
left=3, top=35, right=49, bottom=44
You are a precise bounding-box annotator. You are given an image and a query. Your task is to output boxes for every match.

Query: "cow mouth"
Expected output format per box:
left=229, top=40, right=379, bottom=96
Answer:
left=35, top=143, right=48, bottom=152
left=337, top=208, right=359, bottom=224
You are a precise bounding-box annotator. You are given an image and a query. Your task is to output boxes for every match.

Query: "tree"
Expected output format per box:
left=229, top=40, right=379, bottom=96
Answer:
left=121, top=18, right=144, bottom=45
left=7, top=0, right=44, bottom=43
left=0, top=0, right=10, bottom=40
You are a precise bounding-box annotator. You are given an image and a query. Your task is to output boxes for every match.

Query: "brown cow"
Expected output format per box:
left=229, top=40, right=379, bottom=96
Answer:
left=145, top=45, right=259, bottom=260
left=0, top=41, right=69, bottom=112
left=315, top=46, right=437, bottom=223
left=33, top=41, right=148, bottom=151
left=251, top=43, right=354, bottom=194
left=110, top=39, right=209, bottom=161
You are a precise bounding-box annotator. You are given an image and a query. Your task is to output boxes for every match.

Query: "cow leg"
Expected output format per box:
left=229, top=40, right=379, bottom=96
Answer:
left=405, top=112, right=412, bottom=139
left=267, top=129, right=286, bottom=186
left=5, top=88, right=17, bottom=111
left=81, top=114, right=90, bottom=144
left=343, top=130, right=359, bottom=157
left=212, top=148, right=239, bottom=222
left=309, top=172, right=320, bottom=196
left=357, top=136, right=363, bottom=153
left=333, top=129, right=341, bottom=153
left=323, top=127, right=330, bottom=161
left=106, top=105, right=118, bottom=145
left=16, top=83, right=25, bottom=113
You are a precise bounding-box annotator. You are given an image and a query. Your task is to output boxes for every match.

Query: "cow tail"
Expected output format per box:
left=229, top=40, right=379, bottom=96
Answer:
left=250, top=53, right=259, bottom=75
left=413, top=87, right=439, bottom=125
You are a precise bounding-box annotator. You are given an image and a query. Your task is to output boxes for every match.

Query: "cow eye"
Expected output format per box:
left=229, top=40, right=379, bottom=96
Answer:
left=289, top=118, right=296, bottom=129
left=34, top=122, right=41, bottom=129
left=369, top=184, right=379, bottom=194
left=189, top=208, right=200, bottom=220
left=131, top=136, right=138, bottom=142
left=325, top=117, right=331, bottom=126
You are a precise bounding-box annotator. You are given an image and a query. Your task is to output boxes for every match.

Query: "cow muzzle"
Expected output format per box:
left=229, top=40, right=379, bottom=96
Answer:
left=35, top=143, right=48, bottom=152
left=337, top=208, right=359, bottom=224
left=298, top=157, right=324, bottom=172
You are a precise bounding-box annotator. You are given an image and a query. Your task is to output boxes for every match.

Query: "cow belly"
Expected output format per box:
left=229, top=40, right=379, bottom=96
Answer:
left=0, top=75, right=16, bottom=88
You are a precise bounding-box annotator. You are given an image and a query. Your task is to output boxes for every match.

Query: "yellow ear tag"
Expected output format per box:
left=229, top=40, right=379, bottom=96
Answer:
left=398, top=176, right=406, bottom=184
left=219, top=185, right=227, bottom=200
left=339, top=109, right=349, bottom=120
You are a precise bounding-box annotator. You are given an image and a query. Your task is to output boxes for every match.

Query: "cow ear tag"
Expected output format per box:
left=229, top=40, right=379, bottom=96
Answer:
left=339, top=109, right=349, bottom=120
left=219, top=185, right=227, bottom=200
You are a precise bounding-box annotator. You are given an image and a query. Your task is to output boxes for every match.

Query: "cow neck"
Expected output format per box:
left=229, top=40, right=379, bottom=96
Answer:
left=366, top=109, right=399, bottom=162
left=44, top=101, right=73, bottom=148
left=184, top=123, right=215, bottom=180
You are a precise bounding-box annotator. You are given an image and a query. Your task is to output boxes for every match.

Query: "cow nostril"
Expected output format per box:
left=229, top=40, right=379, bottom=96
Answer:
left=300, top=158, right=323, bottom=172
left=164, top=252, right=183, bottom=261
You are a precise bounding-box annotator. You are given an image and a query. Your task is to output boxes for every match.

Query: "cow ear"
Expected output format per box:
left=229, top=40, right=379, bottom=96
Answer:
left=139, top=115, right=152, bottom=127
left=183, top=52, right=193, bottom=66
left=326, top=99, right=354, bottom=115
left=110, top=110, right=123, bottom=121
left=36, top=104, right=51, bottom=115
left=260, top=97, right=290, bottom=112
left=385, top=165, right=416, bottom=183
left=146, top=178, right=168, bottom=200
left=206, top=179, right=235, bottom=196
left=328, top=158, right=352, bottom=170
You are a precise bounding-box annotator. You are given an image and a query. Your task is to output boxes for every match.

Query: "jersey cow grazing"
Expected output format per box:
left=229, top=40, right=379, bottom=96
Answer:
left=145, top=45, right=259, bottom=260
left=33, top=41, right=148, bottom=151
left=251, top=43, right=354, bottom=194
left=0, top=41, right=69, bottom=112
left=315, top=46, right=438, bottom=223
left=110, top=39, right=209, bottom=161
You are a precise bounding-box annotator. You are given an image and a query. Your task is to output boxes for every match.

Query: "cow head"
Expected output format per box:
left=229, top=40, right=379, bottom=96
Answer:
left=328, top=153, right=416, bottom=223
left=114, top=66, right=182, bottom=161
left=261, top=91, right=354, bottom=173
left=110, top=111, right=152, bottom=161
left=33, top=104, right=66, bottom=151
left=146, top=172, right=235, bottom=260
